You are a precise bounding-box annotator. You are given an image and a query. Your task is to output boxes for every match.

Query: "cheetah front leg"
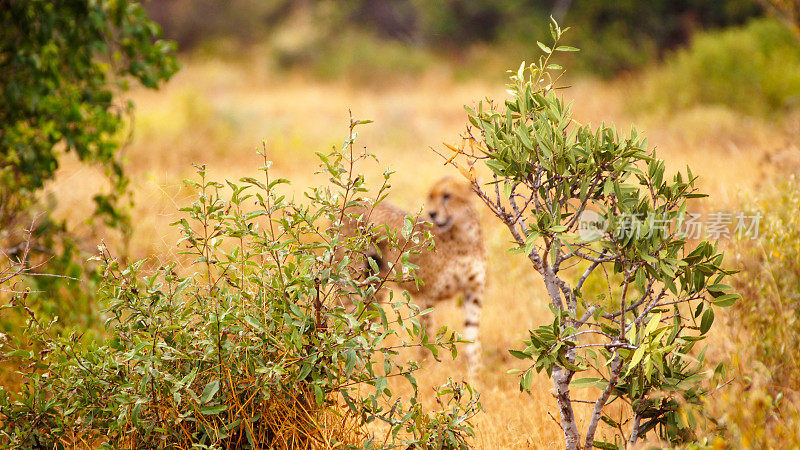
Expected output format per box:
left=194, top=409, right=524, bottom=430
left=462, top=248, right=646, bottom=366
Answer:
left=463, top=289, right=483, bottom=373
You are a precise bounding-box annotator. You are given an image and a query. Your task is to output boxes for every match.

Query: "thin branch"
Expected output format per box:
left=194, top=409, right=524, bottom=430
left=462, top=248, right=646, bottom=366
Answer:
left=628, top=411, right=642, bottom=446
left=584, top=353, right=624, bottom=448
left=576, top=251, right=608, bottom=291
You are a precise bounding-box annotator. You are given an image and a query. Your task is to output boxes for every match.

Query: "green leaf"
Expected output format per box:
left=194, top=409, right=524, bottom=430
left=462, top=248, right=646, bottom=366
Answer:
left=664, top=277, right=678, bottom=295
left=244, top=315, right=265, bottom=332
left=712, top=293, right=739, bottom=307
left=700, top=308, right=714, bottom=334
left=402, top=216, right=414, bottom=239
left=503, top=181, right=513, bottom=199
left=313, top=384, right=324, bottom=405
left=626, top=345, right=646, bottom=377
left=593, top=440, right=619, bottom=450
left=375, top=376, right=387, bottom=395
left=485, top=159, right=507, bottom=175
left=523, top=231, right=541, bottom=256
left=571, top=377, right=606, bottom=388
left=516, top=127, right=534, bottom=149
left=558, top=353, right=585, bottom=372
left=707, top=283, right=733, bottom=294
left=520, top=369, right=534, bottom=391
left=509, top=349, right=531, bottom=360
left=635, top=268, right=646, bottom=291
left=536, top=41, right=552, bottom=54
left=199, top=380, right=220, bottom=404
left=644, top=312, right=662, bottom=337
left=200, top=404, right=227, bottom=415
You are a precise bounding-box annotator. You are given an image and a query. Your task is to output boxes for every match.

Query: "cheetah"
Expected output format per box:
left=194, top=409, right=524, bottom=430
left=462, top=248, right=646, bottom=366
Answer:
left=341, top=176, right=486, bottom=371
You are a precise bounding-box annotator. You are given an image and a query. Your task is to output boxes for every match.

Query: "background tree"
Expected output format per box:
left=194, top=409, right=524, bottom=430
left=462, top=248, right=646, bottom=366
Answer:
left=0, top=0, right=178, bottom=328
left=1, top=0, right=178, bottom=233
left=442, top=21, right=738, bottom=448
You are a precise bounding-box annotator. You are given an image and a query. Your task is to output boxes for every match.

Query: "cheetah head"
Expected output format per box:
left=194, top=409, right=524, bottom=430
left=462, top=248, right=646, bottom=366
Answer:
left=425, top=176, right=476, bottom=233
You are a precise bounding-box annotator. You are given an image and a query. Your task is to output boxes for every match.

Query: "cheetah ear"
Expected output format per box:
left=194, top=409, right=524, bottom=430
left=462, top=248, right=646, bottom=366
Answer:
left=458, top=178, right=478, bottom=198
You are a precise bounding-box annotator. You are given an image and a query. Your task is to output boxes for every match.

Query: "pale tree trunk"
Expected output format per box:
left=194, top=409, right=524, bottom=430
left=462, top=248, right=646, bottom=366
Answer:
left=541, top=264, right=581, bottom=449
left=628, top=412, right=642, bottom=446
left=553, top=366, right=581, bottom=449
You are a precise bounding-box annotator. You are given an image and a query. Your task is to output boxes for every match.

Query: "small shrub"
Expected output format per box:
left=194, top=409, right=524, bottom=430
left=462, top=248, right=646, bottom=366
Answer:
left=0, top=0, right=179, bottom=340
left=636, top=18, right=800, bottom=116
left=0, top=121, right=480, bottom=448
left=443, top=20, right=737, bottom=449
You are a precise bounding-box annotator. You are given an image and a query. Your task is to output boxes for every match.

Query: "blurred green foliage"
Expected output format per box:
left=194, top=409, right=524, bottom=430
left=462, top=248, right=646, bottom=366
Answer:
left=555, top=0, right=763, bottom=76
left=282, top=30, right=436, bottom=85
left=0, top=0, right=177, bottom=332
left=407, top=0, right=763, bottom=76
left=145, top=0, right=292, bottom=49
left=637, top=18, right=800, bottom=116
left=147, top=0, right=764, bottom=77
left=1, top=0, right=178, bottom=224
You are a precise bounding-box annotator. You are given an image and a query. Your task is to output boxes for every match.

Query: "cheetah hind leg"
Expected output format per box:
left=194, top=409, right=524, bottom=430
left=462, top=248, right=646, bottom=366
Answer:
left=463, top=290, right=482, bottom=375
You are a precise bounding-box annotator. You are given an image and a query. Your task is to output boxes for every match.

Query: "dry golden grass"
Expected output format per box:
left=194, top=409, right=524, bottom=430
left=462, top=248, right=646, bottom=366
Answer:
left=44, top=56, right=799, bottom=448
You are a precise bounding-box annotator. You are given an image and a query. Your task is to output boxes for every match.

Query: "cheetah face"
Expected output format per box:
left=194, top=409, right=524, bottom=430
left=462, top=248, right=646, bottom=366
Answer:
left=426, top=176, right=474, bottom=233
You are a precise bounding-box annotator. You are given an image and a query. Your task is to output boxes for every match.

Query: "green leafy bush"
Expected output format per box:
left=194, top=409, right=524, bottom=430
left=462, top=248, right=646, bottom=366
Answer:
left=0, top=0, right=179, bottom=336
left=636, top=18, right=800, bottom=116
left=146, top=1, right=766, bottom=79
left=1, top=0, right=178, bottom=223
left=443, top=20, right=737, bottom=449
left=0, top=122, right=480, bottom=448
left=0, top=218, right=103, bottom=337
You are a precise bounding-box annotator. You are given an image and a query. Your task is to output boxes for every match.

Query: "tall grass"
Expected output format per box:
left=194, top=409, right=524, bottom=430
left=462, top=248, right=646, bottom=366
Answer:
left=700, top=177, right=800, bottom=446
